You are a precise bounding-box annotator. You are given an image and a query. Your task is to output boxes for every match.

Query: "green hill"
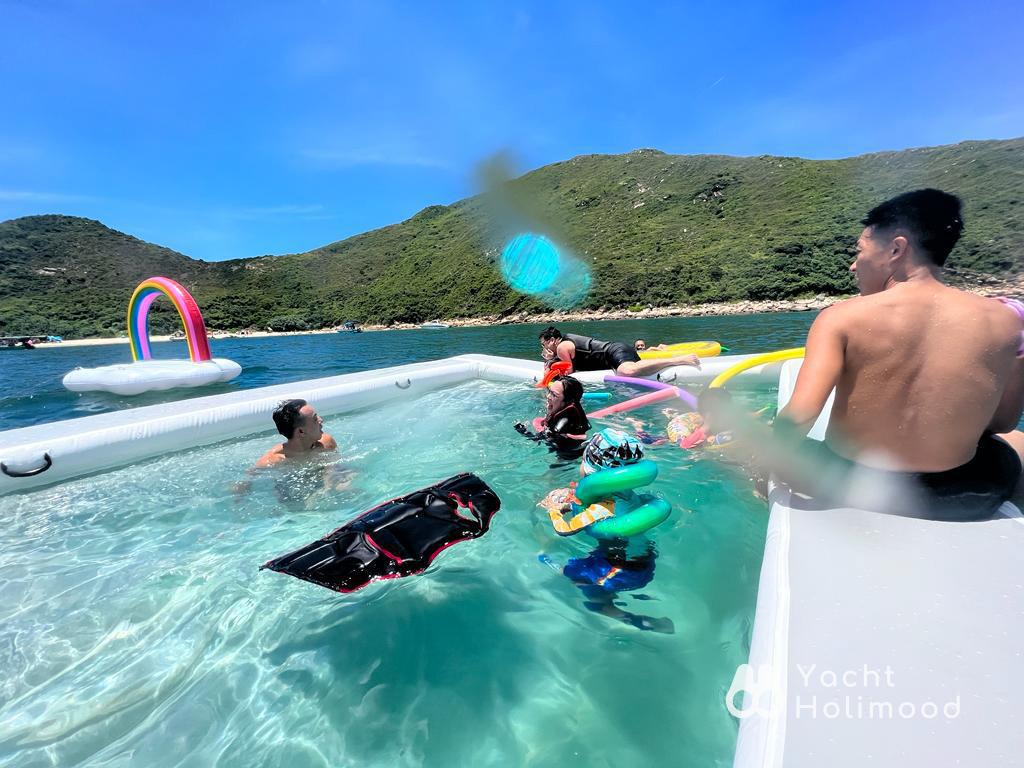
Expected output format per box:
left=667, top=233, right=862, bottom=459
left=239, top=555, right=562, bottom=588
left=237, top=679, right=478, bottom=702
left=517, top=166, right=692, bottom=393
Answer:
left=1, top=137, right=1021, bottom=337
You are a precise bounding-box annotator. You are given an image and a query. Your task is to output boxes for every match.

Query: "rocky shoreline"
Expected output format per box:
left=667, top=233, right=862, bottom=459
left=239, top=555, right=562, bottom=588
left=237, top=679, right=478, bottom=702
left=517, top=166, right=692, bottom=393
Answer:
left=363, top=274, right=1023, bottom=331
left=361, top=294, right=842, bottom=331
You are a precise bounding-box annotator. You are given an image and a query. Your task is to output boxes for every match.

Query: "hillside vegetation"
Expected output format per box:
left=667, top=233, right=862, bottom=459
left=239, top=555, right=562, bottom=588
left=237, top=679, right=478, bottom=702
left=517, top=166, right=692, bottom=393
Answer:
left=1, top=137, right=1021, bottom=337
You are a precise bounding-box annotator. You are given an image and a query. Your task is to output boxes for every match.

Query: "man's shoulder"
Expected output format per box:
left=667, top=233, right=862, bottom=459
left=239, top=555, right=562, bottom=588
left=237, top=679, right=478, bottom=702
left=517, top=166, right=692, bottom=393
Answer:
left=255, top=445, right=286, bottom=468
left=811, top=296, right=866, bottom=327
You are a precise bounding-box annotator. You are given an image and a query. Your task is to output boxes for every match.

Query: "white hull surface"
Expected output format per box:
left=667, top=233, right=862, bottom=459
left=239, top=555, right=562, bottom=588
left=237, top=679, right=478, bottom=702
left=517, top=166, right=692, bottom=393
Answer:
left=733, top=360, right=1024, bottom=767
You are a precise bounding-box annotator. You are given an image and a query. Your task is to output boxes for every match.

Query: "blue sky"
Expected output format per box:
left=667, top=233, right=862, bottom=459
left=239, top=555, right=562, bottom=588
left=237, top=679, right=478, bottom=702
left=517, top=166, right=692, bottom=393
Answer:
left=1, top=0, right=1021, bottom=261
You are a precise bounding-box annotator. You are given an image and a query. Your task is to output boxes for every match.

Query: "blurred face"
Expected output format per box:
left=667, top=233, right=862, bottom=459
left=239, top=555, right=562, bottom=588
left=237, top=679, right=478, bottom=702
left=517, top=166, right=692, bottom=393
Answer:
left=298, top=405, right=324, bottom=441
left=850, top=226, right=897, bottom=296
left=634, top=339, right=647, bottom=351
left=540, top=337, right=559, bottom=359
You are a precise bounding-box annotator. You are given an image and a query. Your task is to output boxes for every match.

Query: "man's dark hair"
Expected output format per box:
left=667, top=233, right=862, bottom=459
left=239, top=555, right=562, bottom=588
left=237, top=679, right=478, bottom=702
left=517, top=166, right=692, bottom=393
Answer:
left=862, top=189, right=964, bottom=266
left=539, top=326, right=563, bottom=342
left=273, top=399, right=308, bottom=439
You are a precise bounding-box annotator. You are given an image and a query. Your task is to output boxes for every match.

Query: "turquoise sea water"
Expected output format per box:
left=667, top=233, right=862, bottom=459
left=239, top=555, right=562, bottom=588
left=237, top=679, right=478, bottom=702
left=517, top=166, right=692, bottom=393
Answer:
left=0, top=313, right=814, bottom=767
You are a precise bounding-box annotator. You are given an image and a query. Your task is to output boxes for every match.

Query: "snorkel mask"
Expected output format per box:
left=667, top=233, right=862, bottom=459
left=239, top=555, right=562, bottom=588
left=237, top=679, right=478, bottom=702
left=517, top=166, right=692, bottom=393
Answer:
left=582, top=428, right=645, bottom=475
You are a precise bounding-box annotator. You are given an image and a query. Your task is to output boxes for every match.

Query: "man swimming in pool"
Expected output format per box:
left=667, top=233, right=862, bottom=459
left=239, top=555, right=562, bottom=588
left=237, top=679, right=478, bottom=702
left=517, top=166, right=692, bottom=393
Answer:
left=256, top=399, right=338, bottom=467
left=776, top=189, right=1024, bottom=519
left=235, top=399, right=352, bottom=501
left=539, top=327, right=700, bottom=377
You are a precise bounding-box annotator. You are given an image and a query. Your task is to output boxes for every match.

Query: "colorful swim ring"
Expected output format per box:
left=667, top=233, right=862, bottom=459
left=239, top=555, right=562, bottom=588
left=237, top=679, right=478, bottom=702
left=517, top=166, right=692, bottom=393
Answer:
left=638, top=341, right=722, bottom=360
left=667, top=412, right=707, bottom=449
left=707, top=347, right=805, bottom=389
left=587, top=497, right=672, bottom=539
left=539, top=460, right=667, bottom=538
left=578, top=459, right=670, bottom=539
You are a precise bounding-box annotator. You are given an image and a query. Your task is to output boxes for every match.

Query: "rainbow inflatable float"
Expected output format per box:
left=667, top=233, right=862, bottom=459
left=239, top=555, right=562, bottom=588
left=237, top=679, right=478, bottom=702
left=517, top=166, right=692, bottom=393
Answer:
left=63, top=277, right=241, bottom=395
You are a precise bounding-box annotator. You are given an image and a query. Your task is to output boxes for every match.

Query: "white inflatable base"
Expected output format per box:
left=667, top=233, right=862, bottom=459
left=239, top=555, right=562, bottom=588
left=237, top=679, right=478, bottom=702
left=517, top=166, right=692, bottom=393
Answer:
left=62, top=359, right=242, bottom=395
left=733, top=359, right=1024, bottom=768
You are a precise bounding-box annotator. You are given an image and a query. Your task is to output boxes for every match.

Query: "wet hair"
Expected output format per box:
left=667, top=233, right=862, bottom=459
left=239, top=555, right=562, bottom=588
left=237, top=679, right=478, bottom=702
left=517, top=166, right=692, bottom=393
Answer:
left=553, top=374, right=584, bottom=405
left=538, top=326, right=563, bottom=342
left=273, top=399, right=308, bottom=439
left=862, top=189, right=964, bottom=266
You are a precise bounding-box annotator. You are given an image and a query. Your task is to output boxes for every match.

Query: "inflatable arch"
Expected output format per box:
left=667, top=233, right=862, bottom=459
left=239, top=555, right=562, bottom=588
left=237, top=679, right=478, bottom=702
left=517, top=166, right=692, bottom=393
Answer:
left=62, top=276, right=241, bottom=395
left=128, top=277, right=212, bottom=362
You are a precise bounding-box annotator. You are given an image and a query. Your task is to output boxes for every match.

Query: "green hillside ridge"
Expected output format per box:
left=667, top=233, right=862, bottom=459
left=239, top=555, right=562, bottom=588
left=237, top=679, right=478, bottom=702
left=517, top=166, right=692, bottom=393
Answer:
left=1, top=137, right=1021, bottom=337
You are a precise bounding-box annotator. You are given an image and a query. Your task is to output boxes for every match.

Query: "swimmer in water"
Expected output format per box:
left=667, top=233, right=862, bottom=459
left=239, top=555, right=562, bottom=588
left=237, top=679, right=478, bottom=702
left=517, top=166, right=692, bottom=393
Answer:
left=540, top=541, right=673, bottom=634
left=515, top=374, right=592, bottom=461
left=235, top=399, right=352, bottom=501
left=256, top=399, right=337, bottom=466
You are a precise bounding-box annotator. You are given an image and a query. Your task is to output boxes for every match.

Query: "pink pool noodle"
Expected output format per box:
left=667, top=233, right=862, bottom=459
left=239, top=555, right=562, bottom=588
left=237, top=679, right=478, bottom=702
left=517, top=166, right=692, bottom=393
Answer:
left=603, top=374, right=698, bottom=410
left=587, top=386, right=680, bottom=418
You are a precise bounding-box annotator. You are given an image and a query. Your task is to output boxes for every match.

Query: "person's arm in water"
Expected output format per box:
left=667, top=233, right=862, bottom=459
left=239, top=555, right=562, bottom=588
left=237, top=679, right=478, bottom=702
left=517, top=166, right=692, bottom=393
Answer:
left=232, top=446, right=284, bottom=496
left=776, top=306, right=846, bottom=438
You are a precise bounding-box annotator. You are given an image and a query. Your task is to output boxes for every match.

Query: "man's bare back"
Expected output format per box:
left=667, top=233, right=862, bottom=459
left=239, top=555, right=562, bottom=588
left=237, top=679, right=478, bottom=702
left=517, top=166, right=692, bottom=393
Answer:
left=781, top=189, right=1024, bottom=487
left=819, top=281, right=1022, bottom=470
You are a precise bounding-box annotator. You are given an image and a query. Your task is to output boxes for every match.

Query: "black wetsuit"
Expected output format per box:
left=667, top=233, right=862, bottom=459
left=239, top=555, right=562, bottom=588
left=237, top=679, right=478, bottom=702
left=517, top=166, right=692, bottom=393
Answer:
left=546, top=402, right=591, bottom=437
left=563, top=333, right=639, bottom=372
left=515, top=402, right=591, bottom=461
left=800, top=435, right=1021, bottom=521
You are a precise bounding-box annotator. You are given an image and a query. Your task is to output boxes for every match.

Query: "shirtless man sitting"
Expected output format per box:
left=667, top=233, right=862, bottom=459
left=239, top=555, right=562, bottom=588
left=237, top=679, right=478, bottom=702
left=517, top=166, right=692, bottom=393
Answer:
left=777, top=189, right=1024, bottom=519
left=539, top=327, right=700, bottom=377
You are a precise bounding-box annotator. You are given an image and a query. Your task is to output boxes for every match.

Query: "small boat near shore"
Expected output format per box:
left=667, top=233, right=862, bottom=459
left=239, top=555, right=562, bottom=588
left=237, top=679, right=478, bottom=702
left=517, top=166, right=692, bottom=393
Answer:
left=1, top=336, right=40, bottom=350
left=336, top=321, right=363, bottom=333
left=420, top=321, right=451, bottom=329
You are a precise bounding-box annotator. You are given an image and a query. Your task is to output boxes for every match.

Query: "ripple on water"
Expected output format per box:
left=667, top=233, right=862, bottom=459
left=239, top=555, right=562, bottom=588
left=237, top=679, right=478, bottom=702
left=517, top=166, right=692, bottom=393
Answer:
left=0, top=380, right=770, bottom=767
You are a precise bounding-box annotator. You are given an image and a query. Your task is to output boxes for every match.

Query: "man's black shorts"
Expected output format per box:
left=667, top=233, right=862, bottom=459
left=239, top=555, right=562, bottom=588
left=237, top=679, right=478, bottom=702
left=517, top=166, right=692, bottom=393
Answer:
left=798, top=435, right=1021, bottom=521
left=604, top=342, right=640, bottom=371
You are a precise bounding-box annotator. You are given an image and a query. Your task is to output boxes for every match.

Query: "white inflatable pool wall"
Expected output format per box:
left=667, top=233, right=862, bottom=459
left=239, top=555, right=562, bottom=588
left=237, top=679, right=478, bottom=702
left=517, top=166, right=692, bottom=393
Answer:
left=733, top=359, right=1024, bottom=767
left=0, top=352, right=777, bottom=495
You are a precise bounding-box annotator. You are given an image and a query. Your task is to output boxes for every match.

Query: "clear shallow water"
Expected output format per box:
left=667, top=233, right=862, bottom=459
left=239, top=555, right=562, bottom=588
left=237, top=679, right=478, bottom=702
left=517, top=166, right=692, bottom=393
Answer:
left=0, top=381, right=772, bottom=767
left=0, top=312, right=816, bottom=431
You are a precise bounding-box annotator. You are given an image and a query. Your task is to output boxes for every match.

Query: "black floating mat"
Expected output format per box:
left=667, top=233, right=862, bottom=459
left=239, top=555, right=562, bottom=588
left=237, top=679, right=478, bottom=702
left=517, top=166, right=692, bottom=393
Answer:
left=261, top=473, right=500, bottom=593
